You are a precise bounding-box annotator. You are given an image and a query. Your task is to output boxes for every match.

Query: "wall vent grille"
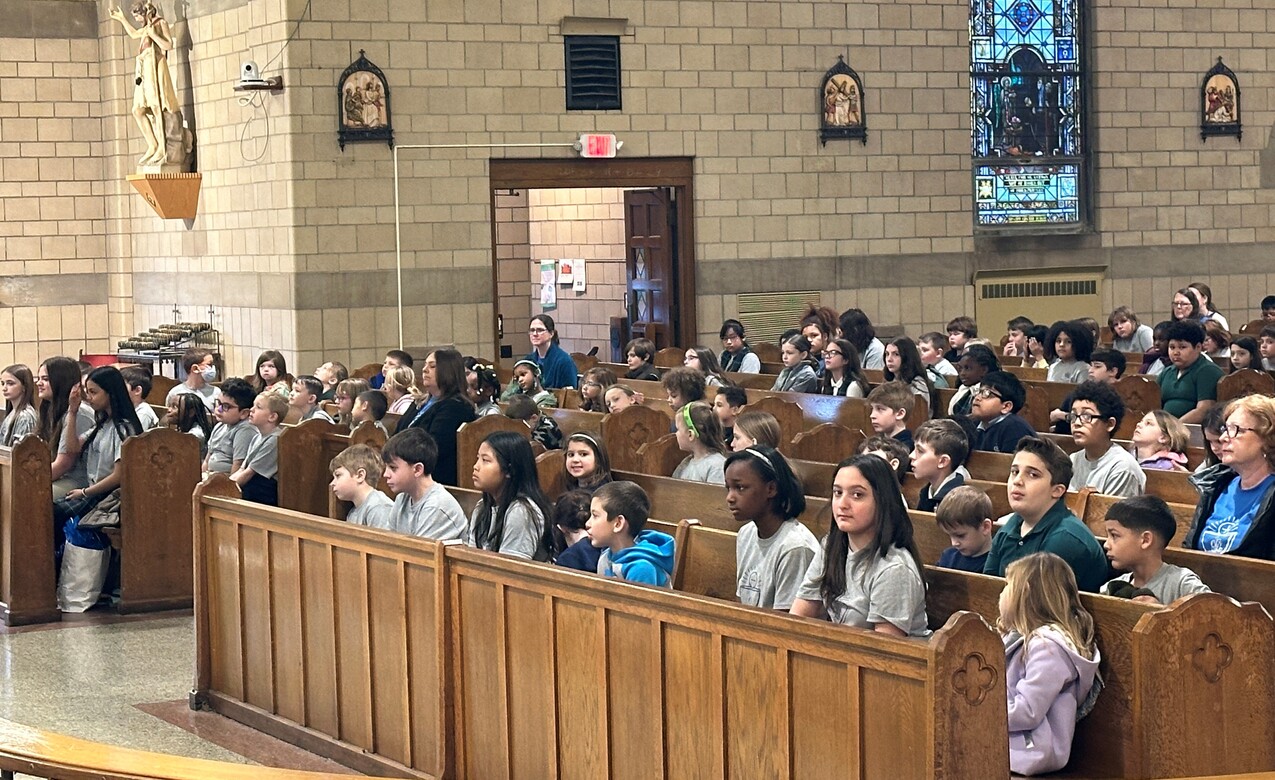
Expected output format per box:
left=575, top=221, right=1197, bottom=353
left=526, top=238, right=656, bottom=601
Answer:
left=565, top=36, right=622, bottom=111
left=981, top=280, right=1097, bottom=300
left=736, top=291, right=821, bottom=345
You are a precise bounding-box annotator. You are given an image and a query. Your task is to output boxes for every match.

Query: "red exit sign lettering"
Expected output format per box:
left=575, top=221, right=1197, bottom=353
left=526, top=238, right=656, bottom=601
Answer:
left=577, top=133, right=620, bottom=158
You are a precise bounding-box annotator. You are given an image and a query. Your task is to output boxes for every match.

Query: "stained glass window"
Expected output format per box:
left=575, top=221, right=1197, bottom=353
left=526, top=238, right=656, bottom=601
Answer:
left=970, top=0, right=1087, bottom=230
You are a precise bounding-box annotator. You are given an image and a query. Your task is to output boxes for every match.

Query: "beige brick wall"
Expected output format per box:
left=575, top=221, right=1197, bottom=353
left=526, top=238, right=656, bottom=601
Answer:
left=4, top=0, right=1273, bottom=374
left=0, top=35, right=110, bottom=367
left=527, top=187, right=627, bottom=355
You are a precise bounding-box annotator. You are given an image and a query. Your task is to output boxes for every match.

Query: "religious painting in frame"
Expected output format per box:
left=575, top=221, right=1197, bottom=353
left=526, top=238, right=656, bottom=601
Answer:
left=819, top=55, right=867, bottom=145
left=338, top=50, right=394, bottom=150
left=1200, top=57, right=1241, bottom=141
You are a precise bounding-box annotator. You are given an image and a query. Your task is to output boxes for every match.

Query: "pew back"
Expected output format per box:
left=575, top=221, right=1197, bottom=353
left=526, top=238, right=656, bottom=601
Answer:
left=0, top=435, right=58, bottom=625
left=194, top=476, right=449, bottom=778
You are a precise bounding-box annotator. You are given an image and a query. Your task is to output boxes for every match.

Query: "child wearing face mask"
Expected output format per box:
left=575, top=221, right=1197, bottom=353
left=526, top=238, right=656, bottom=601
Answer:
left=165, top=348, right=220, bottom=412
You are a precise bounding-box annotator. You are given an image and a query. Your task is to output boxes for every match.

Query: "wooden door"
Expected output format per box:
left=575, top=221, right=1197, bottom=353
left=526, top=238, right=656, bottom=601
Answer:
left=624, top=188, right=677, bottom=349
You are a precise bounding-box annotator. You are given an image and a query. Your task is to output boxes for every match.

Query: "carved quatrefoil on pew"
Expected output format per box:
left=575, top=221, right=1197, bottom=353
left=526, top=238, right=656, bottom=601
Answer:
left=626, top=424, right=653, bottom=452
left=148, top=446, right=177, bottom=492
left=952, top=652, right=997, bottom=706
left=18, top=452, right=44, bottom=478
left=1192, top=632, right=1233, bottom=683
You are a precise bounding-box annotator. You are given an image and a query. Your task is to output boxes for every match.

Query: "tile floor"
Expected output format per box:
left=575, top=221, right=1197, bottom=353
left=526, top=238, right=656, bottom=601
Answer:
left=0, top=612, right=353, bottom=774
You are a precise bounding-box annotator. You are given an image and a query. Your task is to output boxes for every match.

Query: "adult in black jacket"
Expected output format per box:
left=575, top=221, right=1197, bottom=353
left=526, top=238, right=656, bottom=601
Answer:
left=396, top=348, right=476, bottom=486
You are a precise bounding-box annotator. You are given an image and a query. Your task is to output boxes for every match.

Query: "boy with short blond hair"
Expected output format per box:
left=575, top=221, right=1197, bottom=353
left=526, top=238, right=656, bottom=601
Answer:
left=330, top=443, right=393, bottom=530
left=934, top=486, right=995, bottom=573
left=587, top=480, right=674, bottom=586
left=866, top=380, right=916, bottom=449
left=1101, top=495, right=1209, bottom=604
left=911, top=419, right=969, bottom=512
left=984, top=437, right=1109, bottom=591
left=380, top=428, right=466, bottom=540
left=232, top=392, right=290, bottom=505
left=918, top=332, right=958, bottom=387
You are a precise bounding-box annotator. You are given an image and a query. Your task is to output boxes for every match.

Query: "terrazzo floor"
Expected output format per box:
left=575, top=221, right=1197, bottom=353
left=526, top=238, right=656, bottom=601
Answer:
left=0, top=611, right=354, bottom=774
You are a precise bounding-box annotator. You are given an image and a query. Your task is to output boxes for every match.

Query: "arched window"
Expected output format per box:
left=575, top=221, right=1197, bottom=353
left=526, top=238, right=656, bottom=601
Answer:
left=971, top=0, right=1087, bottom=231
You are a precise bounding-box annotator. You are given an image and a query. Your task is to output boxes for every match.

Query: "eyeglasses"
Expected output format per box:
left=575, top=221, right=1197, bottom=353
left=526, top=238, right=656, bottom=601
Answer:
left=1173, top=301, right=1193, bottom=308
left=528, top=327, right=549, bottom=334
left=824, top=350, right=844, bottom=358
left=1066, top=412, right=1101, bottom=425
left=973, top=387, right=1002, bottom=401
left=1221, top=424, right=1260, bottom=439
left=215, top=402, right=239, bottom=411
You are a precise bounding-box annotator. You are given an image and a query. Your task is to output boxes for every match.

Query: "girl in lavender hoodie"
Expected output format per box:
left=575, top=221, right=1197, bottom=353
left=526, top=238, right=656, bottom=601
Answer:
left=998, top=552, right=1102, bottom=776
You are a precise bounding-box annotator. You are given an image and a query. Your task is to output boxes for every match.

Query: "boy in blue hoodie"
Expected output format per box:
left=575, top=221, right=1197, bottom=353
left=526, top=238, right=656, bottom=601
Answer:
left=587, top=480, right=675, bottom=587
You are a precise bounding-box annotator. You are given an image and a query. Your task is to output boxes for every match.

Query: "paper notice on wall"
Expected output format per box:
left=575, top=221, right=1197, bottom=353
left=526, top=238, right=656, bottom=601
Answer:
left=572, top=259, right=586, bottom=292
left=557, top=258, right=575, bottom=284
left=539, top=260, right=557, bottom=310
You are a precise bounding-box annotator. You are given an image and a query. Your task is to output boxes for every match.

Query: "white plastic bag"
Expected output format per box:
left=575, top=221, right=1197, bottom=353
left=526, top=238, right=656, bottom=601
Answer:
left=57, top=541, right=110, bottom=613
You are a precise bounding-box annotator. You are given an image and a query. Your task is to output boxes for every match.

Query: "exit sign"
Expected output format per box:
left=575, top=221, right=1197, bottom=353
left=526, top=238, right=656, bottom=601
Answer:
left=577, top=133, right=619, bottom=158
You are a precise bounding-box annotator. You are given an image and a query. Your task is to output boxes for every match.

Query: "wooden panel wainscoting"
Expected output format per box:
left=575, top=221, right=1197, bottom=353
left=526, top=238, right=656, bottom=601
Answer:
left=444, top=543, right=1008, bottom=780
left=193, top=476, right=448, bottom=779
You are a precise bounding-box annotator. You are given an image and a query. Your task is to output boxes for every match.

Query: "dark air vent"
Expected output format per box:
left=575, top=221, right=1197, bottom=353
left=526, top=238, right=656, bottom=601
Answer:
left=981, top=280, right=1097, bottom=299
left=565, top=36, right=621, bottom=111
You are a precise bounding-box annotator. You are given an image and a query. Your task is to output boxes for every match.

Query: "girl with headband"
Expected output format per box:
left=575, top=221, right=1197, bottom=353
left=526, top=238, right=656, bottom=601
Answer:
left=562, top=432, right=613, bottom=493
left=671, top=401, right=729, bottom=484
left=723, top=445, right=820, bottom=610
left=499, top=358, right=556, bottom=408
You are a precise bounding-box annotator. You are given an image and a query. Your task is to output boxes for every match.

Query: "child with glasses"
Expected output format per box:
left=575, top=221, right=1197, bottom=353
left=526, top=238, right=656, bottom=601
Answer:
left=969, top=371, right=1036, bottom=453
left=203, top=378, right=257, bottom=475
left=1066, top=381, right=1145, bottom=498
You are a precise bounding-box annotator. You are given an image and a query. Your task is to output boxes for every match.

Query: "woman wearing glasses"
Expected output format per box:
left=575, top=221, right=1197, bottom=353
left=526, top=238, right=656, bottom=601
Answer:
left=1185, top=394, right=1275, bottom=558
left=523, top=314, right=577, bottom=390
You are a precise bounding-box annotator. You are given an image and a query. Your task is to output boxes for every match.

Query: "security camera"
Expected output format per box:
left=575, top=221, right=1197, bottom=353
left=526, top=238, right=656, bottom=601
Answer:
left=239, top=60, right=266, bottom=86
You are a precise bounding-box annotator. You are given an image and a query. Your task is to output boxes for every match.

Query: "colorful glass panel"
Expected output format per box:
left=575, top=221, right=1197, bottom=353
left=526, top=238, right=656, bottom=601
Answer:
left=970, top=0, right=1085, bottom=229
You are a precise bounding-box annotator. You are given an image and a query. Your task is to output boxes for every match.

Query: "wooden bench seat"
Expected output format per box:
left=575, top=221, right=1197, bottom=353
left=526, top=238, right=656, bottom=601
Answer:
left=0, top=717, right=381, bottom=780
left=194, top=481, right=1010, bottom=779
left=672, top=517, right=1275, bottom=779
left=277, top=419, right=389, bottom=517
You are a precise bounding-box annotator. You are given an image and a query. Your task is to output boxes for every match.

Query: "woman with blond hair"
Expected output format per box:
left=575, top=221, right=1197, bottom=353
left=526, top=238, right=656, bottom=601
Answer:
left=1185, top=394, right=1275, bottom=558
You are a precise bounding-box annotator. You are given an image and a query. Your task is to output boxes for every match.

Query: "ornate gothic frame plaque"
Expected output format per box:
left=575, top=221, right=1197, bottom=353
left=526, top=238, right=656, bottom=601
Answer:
left=338, top=50, right=394, bottom=150
left=819, top=56, right=867, bottom=145
left=1200, top=57, right=1241, bottom=142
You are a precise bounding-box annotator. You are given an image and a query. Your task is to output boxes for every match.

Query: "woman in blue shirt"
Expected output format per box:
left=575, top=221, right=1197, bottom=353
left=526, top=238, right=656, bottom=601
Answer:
left=524, top=314, right=577, bottom=390
left=1185, top=395, right=1275, bottom=559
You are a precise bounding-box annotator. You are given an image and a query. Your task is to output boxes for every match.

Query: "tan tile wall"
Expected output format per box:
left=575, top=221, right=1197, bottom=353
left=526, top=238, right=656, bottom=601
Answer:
left=5, top=0, right=1273, bottom=372
left=527, top=187, right=627, bottom=355
left=98, top=0, right=302, bottom=376
left=0, top=36, right=112, bottom=366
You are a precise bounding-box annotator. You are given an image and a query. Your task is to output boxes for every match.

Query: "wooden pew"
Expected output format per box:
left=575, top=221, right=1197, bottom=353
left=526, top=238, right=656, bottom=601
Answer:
left=1218, top=368, right=1275, bottom=402
left=145, top=374, right=178, bottom=406
left=277, top=419, right=388, bottom=518
left=908, top=511, right=1275, bottom=779
left=192, top=476, right=451, bottom=778
left=0, top=717, right=391, bottom=780
left=444, top=543, right=1008, bottom=780
left=110, top=426, right=203, bottom=613
left=350, top=362, right=381, bottom=380
left=673, top=517, right=1275, bottom=779
left=785, top=423, right=865, bottom=463
left=600, top=404, right=673, bottom=472
left=195, top=480, right=1011, bottom=780
left=0, top=435, right=58, bottom=626
left=543, top=406, right=603, bottom=438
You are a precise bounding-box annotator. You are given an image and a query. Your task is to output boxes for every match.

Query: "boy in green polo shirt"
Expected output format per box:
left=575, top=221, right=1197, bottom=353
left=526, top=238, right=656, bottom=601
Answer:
left=984, top=437, right=1109, bottom=591
left=1158, top=319, right=1224, bottom=424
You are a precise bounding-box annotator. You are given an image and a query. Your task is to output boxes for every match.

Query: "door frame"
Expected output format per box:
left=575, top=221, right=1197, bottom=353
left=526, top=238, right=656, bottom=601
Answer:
left=488, top=157, right=696, bottom=364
